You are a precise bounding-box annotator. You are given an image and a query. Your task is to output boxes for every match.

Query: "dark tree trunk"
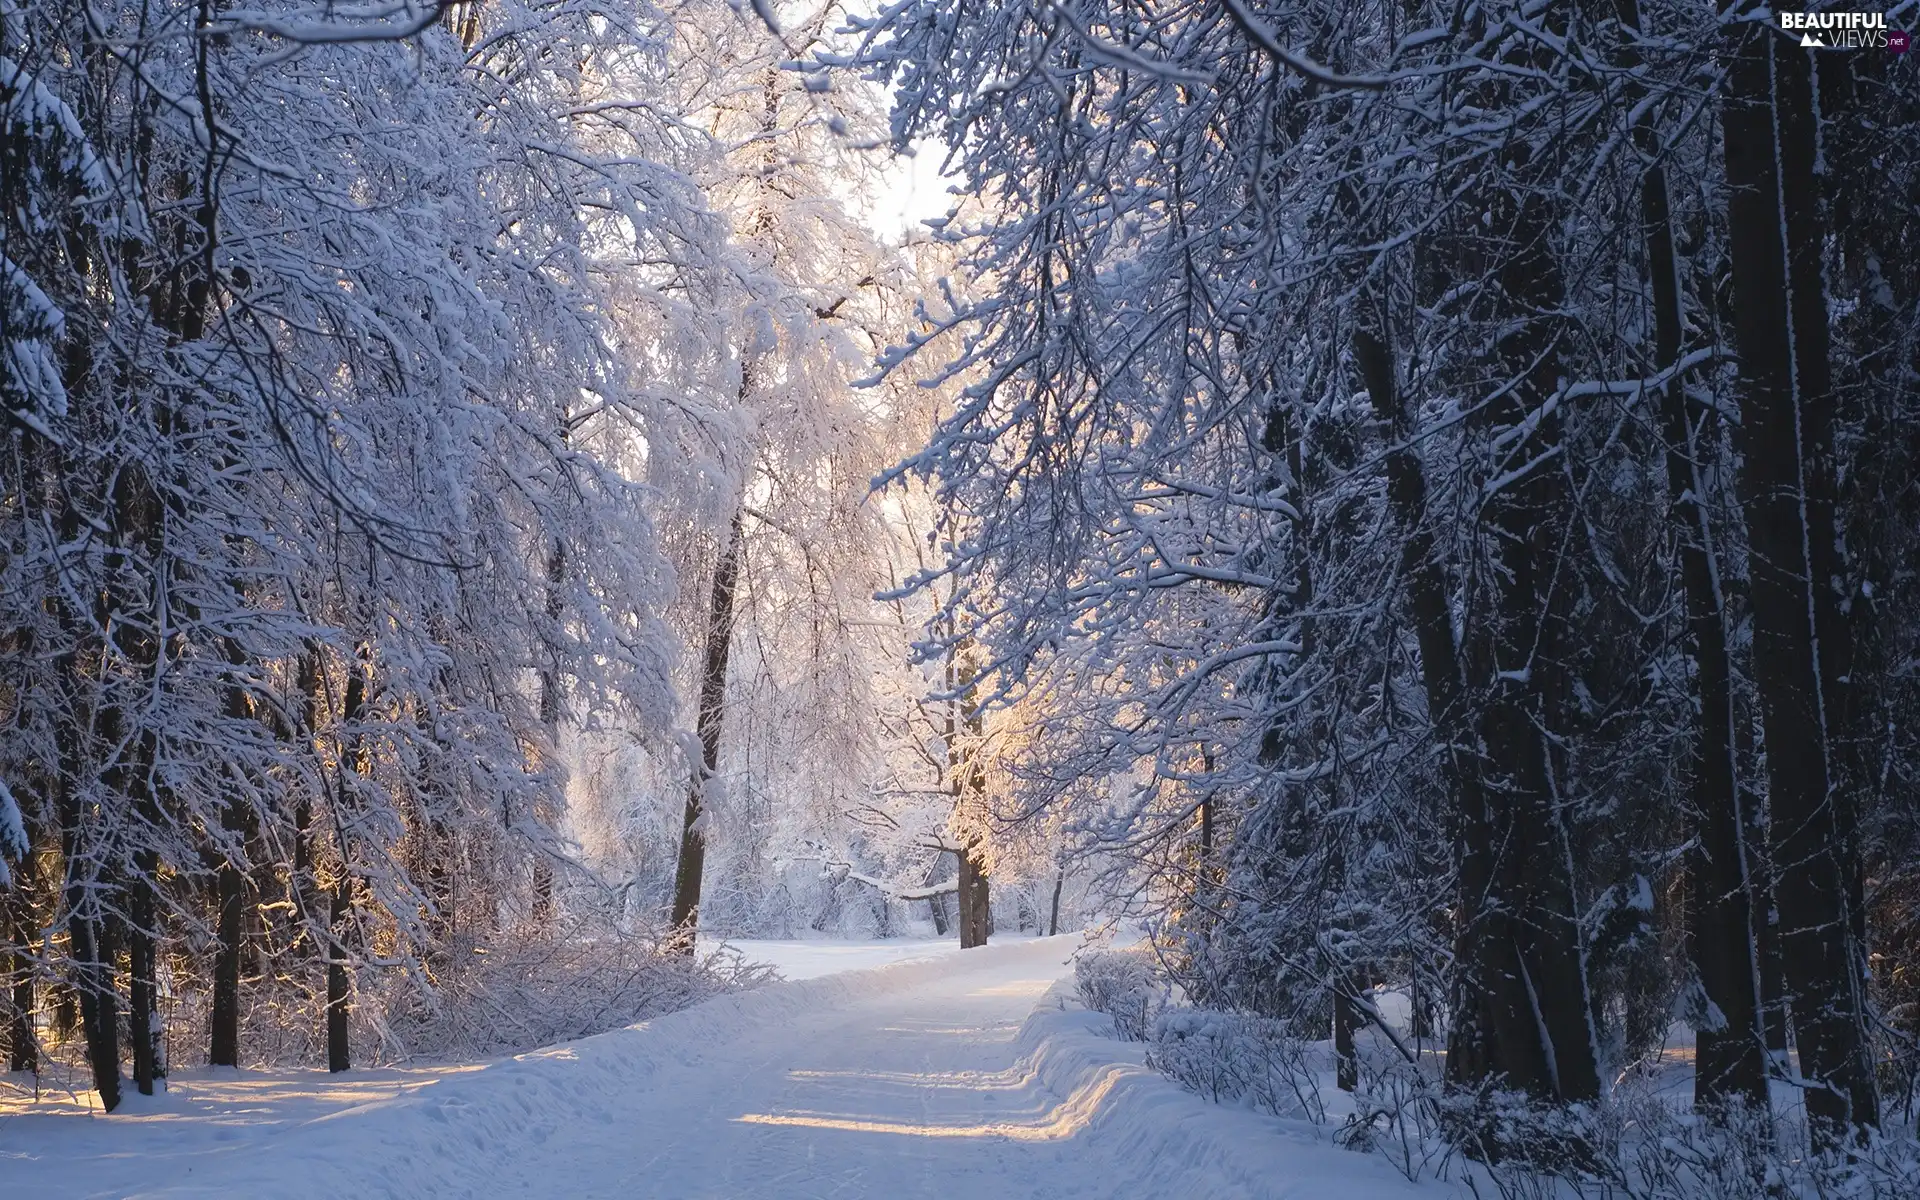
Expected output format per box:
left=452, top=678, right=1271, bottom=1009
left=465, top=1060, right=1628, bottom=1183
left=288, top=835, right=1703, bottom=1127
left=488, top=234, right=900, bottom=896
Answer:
left=1609, top=0, right=1769, bottom=1111
left=957, top=846, right=990, bottom=949
left=1411, top=971, right=1435, bottom=1042
left=114, top=724, right=160, bottom=1099
left=326, top=881, right=351, bottom=1073
left=104, top=453, right=166, bottom=1099
left=5, top=979, right=32, bottom=1073
left=671, top=508, right=744, bottom=950
left=1721, top=14, right=1878, bottom=1143
left=1198, top=795, right=1213, bottom=871
left=1355, top=304, right=1597, bottom=1105
left=209, top=656, right=251, bottom=1068
left=1355, top=321, right=1477, bottom=1060
left=210, top=840, right=244, bottom=1068
left=127, top=849, right=161, bottom=1095
left=57, top=731, right=121, bottom=1110
left=69, top=893, right=120, bottom=1110
left=1334, top=980, right=1359, bottom=1092
left=530, top=858, right=554, bottom=924
left=1455, top=132, right=1599, bottom=1106
left=533, top=539, right=565, bottom=924
left=417, top=813, right=455, bottom=961
left=1738, top=717, right=1793, bottom=1055
left=290, top=647, right=325, bottom=963
left=4, top=887, right=37, bottom=1073
left=1755, top=852, right=1792, bottom=1055
left=1048, top=869, right=1064, bottom=937
left=1660, top=284, right=1769, bottom=1112
left=45, top=458, right=119, bottom=1106
left=116, top=11, right=224, bottom=1096
left=326, top=645, right=371, bottom=1074
left=53, top=985, right=76, bottom=1041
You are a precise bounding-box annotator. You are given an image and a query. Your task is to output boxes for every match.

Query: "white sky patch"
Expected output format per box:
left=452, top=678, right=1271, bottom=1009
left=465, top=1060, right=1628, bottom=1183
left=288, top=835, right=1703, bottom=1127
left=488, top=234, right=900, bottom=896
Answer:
left=860, top=137, right=960, bottom=241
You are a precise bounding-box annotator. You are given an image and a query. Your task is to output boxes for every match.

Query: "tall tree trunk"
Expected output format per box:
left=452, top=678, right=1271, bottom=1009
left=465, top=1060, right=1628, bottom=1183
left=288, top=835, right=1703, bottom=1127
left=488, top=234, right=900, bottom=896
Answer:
left=326, top=881, right=351, bottom=1073
left=1356, top=285, right=1598, bottom=1113
left=45, top=446, right=120, bottom=1108
left=209, top=638, right=253, bottom=1068
left=670, top=508, right=744, bottom=951
left=1721, top=12, right=1877, bottom=1143
left=127, top=843, right=161, bottom=1095
left=957, top=845, right=989, bottom=949
left=4, top=981, right=32, bottom=1073
left=532, top=504, right=566, bottom=924
left=1047, top=868, right=1063, bottom=937
left=289, top=646, right=326, bottom=965
left=326, top=644, right=372, bottom=1074
left=1817, top=32, right=1920, bottom=1120
left=1758, top=893, right=1791, bottom=1055
left=102, top=440, right=166, bottom=1099
left=1656, top=214, right=1768, bottom=1114
left=1198, top=795, right=1212, bottom=871
left=4, top=883, right=37, bottom=1073
left=1334, top=980, right=1359, bottom=1092
left=1354, top=320, right=1478, bottom=1060
left=210, top=816, right=244, bottom=1068
left=1461, top=132, right=1600, bottom=1106
left=1610, top=0, right=1768, bottom=1112
left=927, top=865, right=952, bottom=936
left=113, top=574, right=163, bottom=1098
left=62, top=835, right=119, bottom=1110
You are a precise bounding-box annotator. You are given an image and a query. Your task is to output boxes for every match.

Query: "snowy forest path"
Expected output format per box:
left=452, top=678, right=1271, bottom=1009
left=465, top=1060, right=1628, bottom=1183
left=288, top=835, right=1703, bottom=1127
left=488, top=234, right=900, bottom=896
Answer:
left=482, top=936, right=1114, bottom=1198
left=11, top=937, right=1220, bottom=1199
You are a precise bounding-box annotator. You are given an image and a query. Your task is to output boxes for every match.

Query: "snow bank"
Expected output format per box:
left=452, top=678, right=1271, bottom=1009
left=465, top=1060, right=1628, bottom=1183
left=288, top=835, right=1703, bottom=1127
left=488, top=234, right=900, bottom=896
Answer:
left=1009, top=979, right=1445, bottom=1200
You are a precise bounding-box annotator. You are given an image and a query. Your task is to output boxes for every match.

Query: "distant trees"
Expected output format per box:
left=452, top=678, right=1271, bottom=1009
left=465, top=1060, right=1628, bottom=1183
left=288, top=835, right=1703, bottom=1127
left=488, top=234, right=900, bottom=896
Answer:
left=652, top=0, right=929, bottom=948
left=846, top=0, right=1919, bottom=1158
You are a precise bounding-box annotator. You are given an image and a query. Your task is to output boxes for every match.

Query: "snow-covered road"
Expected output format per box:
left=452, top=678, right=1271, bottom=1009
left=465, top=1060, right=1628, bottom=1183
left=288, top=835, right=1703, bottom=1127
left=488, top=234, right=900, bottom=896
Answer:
left=488, top=938, right=1103, bottom=1198
left=5, top=936, right=1445, bottom=1199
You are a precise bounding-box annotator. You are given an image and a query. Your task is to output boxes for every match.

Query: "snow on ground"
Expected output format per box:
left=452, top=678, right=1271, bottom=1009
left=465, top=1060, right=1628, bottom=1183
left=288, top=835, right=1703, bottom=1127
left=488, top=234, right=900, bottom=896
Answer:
left=702, top=934, right=967, bottom=980
left=3, top=936, right=1456, bottom=1199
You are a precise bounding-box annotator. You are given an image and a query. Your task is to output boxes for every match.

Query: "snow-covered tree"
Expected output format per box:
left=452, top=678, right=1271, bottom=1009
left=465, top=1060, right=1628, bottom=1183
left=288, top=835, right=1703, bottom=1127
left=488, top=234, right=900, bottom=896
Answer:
left=0, top=0, right=747, bottom=1103
left=840, top=0, right=1920, bottom=1159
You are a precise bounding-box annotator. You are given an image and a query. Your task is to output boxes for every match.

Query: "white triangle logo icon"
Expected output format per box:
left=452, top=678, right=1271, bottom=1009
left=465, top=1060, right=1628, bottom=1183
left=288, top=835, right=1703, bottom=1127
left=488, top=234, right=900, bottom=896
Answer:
left=1800, top=31, right=1825, bottom=47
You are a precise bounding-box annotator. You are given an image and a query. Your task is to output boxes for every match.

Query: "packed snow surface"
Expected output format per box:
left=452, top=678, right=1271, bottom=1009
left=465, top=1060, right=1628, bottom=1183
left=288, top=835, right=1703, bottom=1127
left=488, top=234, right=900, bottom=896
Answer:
left=3, top=936, right=1446, bottom=1198
left=703, top=934, right=968, bottom=980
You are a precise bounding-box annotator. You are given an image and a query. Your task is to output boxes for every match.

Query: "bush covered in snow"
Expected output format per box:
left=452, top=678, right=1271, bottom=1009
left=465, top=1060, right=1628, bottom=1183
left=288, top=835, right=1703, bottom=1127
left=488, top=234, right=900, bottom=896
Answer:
left=1133, top=994, right=1920, bottom=1199
left=375, top=926, right=778, bottom=1061
left=1343, top=1065, right=1920, bottom=1199
left=1453, top=1087, right=1920, bottom=1200
left=1146, top=1007, right=1326, bottom=1123
left=1073, top=948, right=1163, bottom=1041
left=150, top=920, right=775, bottom=1069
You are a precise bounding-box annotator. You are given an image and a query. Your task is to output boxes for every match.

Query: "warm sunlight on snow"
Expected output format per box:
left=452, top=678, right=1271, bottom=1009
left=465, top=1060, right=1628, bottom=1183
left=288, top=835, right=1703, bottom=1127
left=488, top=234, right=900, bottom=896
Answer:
left=4, top=0, right=1916, bottom=1196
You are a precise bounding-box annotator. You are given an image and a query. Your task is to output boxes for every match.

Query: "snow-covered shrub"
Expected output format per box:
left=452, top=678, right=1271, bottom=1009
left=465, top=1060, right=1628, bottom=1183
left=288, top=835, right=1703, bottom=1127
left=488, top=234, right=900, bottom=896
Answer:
left=374, top=925, right=777, bottom=1061
left=1146, top=1007, right=1326, bottom=1123
left=138, top=919, right=776, bottom=1070
left=1074, top=948, right=1163, bottom=1040
left=1456, top=1083, right=1920, bottom=1200
left=1339, top=1050, right=1453, bottom=1182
